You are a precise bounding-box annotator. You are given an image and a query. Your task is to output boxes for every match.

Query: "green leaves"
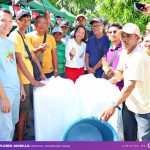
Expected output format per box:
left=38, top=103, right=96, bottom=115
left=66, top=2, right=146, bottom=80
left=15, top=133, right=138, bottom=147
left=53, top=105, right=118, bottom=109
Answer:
left=47, top=0, right=149, bottom=33
left=95, top=0, right=150, bottom=33
left=48, top=0, right=97, bottom=15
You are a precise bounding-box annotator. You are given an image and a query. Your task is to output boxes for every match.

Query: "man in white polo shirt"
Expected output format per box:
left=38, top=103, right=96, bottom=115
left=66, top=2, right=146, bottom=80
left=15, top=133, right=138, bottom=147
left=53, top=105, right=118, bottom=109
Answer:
left=100, top=23, right=150, bottom=141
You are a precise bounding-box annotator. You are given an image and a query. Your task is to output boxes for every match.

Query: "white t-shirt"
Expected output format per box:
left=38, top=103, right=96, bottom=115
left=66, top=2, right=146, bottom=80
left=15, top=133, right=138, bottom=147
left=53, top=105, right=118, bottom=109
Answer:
left=117, top=46, right=150, bottom=114
left=61, top=35, right=70, bottom=45
left=65, top=38, right=86, bottom=68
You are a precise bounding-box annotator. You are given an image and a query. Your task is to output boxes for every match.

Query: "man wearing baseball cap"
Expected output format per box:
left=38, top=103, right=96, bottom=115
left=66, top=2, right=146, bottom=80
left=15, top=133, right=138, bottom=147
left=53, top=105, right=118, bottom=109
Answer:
left=70, top=14, right=94, bottom=39
left=75, top=14, right=87, bottom=26
left=85, top=18, right=110, bottom=78
left=9, top=9, right=46, bottom=140
left=15, top=9, right=31, bottom=20
left=59, top=20, right=70, bottom=44
left=52, top=27, right=66, bottom=78
left=100, top=23, right=150, bottom=141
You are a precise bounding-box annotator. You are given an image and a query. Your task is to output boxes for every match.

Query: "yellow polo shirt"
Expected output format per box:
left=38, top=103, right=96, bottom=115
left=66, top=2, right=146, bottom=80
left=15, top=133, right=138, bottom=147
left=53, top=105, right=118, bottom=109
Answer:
left=9, top=31, right=34, bottom=84
left=27, top=31, right=56, bottom=74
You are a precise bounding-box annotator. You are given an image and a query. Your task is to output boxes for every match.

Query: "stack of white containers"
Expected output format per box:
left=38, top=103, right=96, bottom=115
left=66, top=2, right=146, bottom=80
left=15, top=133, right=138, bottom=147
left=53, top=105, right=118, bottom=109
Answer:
left=34, top=74, right=121, bottom=141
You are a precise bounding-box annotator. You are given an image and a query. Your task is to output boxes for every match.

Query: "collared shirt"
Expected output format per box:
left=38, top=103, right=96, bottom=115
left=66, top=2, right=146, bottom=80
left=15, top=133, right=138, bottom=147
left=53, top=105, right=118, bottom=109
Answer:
left=117, top=46, right=150, bottom=114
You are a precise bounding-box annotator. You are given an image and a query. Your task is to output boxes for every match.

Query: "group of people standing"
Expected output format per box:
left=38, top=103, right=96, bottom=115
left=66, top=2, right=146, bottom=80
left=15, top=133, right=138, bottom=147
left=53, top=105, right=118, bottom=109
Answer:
left=0, top=4, right=150, bottom=142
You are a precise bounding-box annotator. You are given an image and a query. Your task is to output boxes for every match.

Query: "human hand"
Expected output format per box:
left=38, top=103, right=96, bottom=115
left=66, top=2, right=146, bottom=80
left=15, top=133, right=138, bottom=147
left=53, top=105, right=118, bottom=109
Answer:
left=143, top=4, right=150, bottom=16
left=32, top=80, right=45, bottom=87
left=102, top=56, right=109, bottom=68
left=45, top=10, right=51, bottom=23
left=40, top=73, right=47, bottom=80
left=20, top=86, right=26, bottom=101
left=87, top=67, right=95, bottom=74
left=1, top=96, right=11, bottom=113
left=37, top=43, right=48, bottom=52
left=54, top=71, right=58, bottom=77
left=99, top=106, right=116, bottom=122
left=70, top=48, right=76, bottom=56
left=70, top=48, right=76, bottom=60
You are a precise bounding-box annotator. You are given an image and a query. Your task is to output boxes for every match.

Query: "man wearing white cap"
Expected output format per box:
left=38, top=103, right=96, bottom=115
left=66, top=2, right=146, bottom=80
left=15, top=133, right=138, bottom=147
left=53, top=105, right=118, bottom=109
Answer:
left=75, top=14, right=87, bottom=26
left=52, top=27, right=66, bottom=78
left=59, top=20, right=70, bottom=44
left=100, top=23, right=150, bottom=141
left=70, top=14, right=94, bottom=38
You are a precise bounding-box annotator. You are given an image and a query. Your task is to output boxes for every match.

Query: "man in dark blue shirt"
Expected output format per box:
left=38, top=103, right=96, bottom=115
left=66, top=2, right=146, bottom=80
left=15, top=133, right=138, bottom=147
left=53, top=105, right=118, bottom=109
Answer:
left=85, top=18, right=110, bottom=78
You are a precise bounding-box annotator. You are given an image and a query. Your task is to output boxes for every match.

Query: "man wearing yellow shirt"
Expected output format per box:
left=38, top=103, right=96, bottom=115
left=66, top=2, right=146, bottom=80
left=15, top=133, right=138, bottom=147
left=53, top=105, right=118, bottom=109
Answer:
left=27, top=16, right=58, bottom=78
left=9, top=10, right=46, bottom=141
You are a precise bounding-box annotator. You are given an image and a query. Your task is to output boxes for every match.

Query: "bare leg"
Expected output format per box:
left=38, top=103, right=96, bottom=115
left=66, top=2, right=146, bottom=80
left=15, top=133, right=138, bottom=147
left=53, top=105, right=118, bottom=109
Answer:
left=16, top=113, right=29, bottom=141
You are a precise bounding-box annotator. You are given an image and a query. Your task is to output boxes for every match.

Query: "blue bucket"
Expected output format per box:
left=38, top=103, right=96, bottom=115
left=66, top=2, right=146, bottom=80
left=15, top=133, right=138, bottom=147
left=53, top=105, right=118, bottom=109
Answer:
left=61, top=117, right=119, bottom=141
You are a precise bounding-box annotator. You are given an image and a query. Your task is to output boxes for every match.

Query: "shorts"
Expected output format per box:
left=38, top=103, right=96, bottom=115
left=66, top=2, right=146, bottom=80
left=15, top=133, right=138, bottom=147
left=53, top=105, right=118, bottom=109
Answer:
left=20, top=84, right=32, bottom=113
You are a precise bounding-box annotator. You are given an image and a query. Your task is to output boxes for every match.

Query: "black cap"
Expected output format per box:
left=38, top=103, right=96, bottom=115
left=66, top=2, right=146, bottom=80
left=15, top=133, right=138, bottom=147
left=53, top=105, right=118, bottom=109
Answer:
left=55, top=15, right=61, bottom=18
left=16, top=10, right=30, bottom=20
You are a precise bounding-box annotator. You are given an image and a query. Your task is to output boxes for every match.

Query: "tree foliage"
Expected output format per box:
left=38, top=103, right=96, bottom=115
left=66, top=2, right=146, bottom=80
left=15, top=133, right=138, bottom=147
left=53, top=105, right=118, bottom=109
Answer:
left=95, top=0, right=150, bottom=33
left=47, top=0, right=149, bottom=33
left=48, top=0, right=97, bottom=15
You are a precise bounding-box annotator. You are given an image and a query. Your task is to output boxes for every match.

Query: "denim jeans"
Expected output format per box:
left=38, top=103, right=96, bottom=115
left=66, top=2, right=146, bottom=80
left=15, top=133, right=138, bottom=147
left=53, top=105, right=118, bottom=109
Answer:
left=123, top=103, right=150, bottom=141
left=135, top=113, right=150, bottom=141
left=59, top=73, right=66, bottom=78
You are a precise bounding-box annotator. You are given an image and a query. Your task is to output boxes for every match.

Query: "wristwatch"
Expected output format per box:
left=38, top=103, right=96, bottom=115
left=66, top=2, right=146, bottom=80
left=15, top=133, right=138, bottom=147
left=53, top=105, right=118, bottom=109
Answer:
left=112, top=102, right=121, bottom=110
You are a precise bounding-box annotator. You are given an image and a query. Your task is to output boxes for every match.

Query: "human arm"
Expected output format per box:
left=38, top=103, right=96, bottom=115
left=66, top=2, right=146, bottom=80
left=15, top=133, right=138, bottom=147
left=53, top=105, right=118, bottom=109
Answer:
left=52, top=48, right=58, bottom=77
left=99, top=80, right=136, bottom=121
left=34, top=43, right=48, bottom=53
left=20, top=80, right=26, bottom=101
left=65, top=39, right=76, bottom=61
left=85, top=53, right=95, bottom=74
left=0, top=82, right=11, bottom=113
left=102, top=56, right=114, bottom=77
left=93, top=58, right=103, bottom=72
left=143, top=4, right=150, bottom=16
left=45, top=10, right=51, bottom=24
left=15, top=52, right=45, bottom=87
left=69, top=48, right=76, bottom=60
